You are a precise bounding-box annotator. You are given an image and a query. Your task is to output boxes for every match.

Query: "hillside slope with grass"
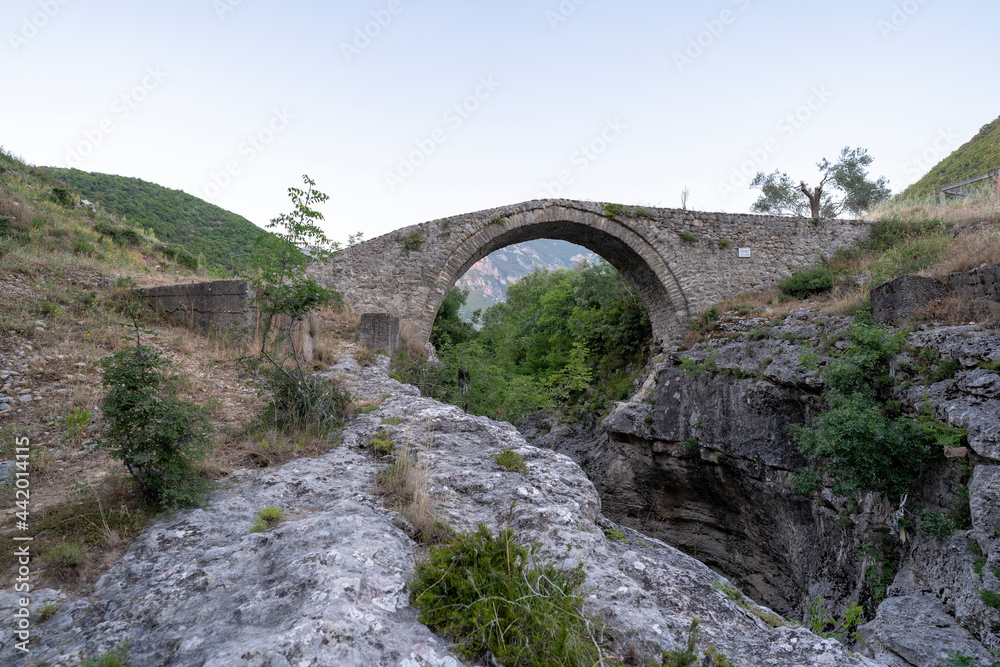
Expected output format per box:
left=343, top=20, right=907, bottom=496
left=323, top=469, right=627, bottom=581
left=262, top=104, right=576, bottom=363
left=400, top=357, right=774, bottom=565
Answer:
left=46, top=167, right=266, bottom=272
left=901, top=114, right=1000, bottom=199
left=0, top=148, right=362, bottom=605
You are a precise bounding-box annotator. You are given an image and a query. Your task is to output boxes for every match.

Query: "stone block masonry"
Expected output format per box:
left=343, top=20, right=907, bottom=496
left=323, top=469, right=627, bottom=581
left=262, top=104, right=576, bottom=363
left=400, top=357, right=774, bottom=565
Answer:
left=138, top=280, right=321, bottom=362
left=311, top=199, right=875, bottom=349
left=138, top=280, right=256, bottom=334
left=359, top=313, right=400, bottom=355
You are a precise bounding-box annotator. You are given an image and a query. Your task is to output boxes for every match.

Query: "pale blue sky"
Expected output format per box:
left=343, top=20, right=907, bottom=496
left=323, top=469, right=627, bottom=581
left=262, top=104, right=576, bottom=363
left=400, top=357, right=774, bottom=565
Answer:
left=4, top=0, right=998, bottom=244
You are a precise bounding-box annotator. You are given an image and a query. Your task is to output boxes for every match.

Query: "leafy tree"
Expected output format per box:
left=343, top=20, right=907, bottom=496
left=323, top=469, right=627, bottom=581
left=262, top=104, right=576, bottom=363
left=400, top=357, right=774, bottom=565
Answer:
left=430, top=287, right=476, bottom=348
left=242, top=175, right=351, bottom=433
left=751, top=147, right=891, bottom=219
left=247, top=174, right=340, bottom=362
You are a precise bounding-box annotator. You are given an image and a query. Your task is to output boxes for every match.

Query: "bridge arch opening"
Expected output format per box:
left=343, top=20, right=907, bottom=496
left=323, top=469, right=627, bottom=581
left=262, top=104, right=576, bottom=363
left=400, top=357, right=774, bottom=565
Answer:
left=420, top=209, right=690, bottom=350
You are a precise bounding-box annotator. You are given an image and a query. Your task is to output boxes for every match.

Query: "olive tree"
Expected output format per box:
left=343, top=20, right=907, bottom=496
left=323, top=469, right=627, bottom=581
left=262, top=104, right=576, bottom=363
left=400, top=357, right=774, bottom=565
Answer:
left=750, top=147, right=891, bottom=219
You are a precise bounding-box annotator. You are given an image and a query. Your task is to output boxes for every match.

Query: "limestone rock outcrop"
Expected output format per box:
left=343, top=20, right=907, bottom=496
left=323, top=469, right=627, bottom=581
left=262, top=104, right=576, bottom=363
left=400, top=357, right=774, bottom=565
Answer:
left=525, top=310, right=1000, bottom=666
left=8, top=356, right=878, bottom=667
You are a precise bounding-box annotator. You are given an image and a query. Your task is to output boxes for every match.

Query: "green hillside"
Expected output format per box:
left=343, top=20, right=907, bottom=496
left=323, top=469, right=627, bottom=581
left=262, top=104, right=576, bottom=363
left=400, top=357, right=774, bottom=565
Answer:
left=46, top=168, right=264, bottom=271
left=901, top=115, right=1000, bottom=199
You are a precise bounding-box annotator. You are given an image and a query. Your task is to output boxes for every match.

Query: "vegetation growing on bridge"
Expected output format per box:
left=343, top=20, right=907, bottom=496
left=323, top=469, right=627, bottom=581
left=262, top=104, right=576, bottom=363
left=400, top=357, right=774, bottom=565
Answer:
left=392, top=260, right=652, bottom=425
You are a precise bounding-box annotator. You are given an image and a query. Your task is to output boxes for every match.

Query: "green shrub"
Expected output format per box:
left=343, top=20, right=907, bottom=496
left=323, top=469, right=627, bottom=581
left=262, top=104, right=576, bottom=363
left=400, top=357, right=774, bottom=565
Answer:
left=684, top=438, right=700, bottom=456
left=795, top=393, right=942, bottom=499
left=81, top=640, right=131, bottom=667
left=35, top=600, right=63, bottom=623
left=99, top=345, right=214, bottom=509
left=747, top=327, right=770, bottom=341
left=790, top=468, right=822, bottom=496
left=250, top=506, right=284, bottom=533
left=794, top=322, right=955, bottom=500
left=258, top=366, right=351, bottom=435
left=778, top=267, right=833, bottom=299
left=369, top=428, right=396, bottom=457
left=381, top=417, right=404, bottom=425
left=42, top=542, right=88, bottom=568
left=493, top=449, right=527, bottom=474
left=94, top=221, right=143, bottom=246
left=918, top=509, right=954, bottom=538
left=680, top=230, right=698, bottom=243
left=604, top=527, right=627, bottom=542
left=51, top=186, right=74, bottom=207
left=410, top=525, right=603, bottom=665
left=602, top=202, right=627, bottom=219
left=718, top=238, right=732, bottom=249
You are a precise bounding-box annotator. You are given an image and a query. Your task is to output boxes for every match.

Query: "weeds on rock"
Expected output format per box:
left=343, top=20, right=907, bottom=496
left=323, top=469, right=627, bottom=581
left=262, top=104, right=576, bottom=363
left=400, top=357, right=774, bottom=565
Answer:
left=249, top=507, right=284, bottom=533
left=35, top=600, right=63, bottom=623
left=604, top=527, right=628, bottom=542
left=660, top=618, right=734, bottom=667
left=375, top=447, right=451, bottom=544
left=80, top=639, right=130, bottom=667
left=711, top=581, right=786, bottom=629
left=369, top=428, right=396, bottom=457
left=980, top=589, right=1000, bottom=610
left=410, top=524, right=606, bottom=666
left=493, top=449, right=527, bottom=474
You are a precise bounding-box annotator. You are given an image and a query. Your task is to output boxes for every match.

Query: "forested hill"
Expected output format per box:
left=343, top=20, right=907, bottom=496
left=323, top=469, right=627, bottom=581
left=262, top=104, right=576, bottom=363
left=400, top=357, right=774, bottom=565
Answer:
left=46, top=168, right=264, bottom=271
left=901, top=114, right=1000, bottom=199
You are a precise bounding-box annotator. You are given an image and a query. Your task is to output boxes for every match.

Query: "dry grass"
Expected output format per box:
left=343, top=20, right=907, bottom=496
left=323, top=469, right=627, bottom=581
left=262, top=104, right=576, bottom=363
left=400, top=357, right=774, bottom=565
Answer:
left=867, top=189, right=1000, bottom=229
left=375, top=446, right=450, bottom=544
left=923, top=225, right=1000, bottom=278
left=227, top=426, right=338, bottom=470
left=914, top=293, right=1000, bottom=326
left=397, top=320, right=431, bottom=361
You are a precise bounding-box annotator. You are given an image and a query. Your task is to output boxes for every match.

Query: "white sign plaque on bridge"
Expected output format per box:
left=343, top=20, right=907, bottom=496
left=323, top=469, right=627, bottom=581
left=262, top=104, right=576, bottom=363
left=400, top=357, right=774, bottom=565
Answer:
left=738, top=248, right=751, bottom=258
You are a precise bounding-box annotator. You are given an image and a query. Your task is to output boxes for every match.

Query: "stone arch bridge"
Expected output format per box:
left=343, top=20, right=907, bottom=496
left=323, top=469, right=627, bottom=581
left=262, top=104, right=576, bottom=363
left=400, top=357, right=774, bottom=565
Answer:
left=312, top=199, right=873, bottom=349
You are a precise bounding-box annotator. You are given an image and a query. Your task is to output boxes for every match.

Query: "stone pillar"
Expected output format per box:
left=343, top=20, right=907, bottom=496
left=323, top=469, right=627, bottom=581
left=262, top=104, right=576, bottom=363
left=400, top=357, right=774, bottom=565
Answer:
left=359, top=313, right=400, bottom=355
left=291, top=312, right=319, bottom=363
